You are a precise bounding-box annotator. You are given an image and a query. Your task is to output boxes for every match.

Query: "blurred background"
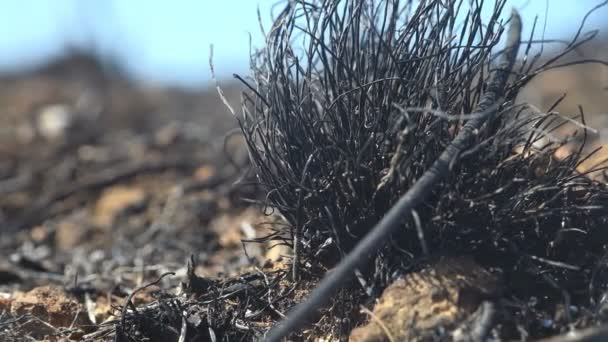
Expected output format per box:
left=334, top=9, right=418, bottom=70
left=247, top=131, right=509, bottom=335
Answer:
left=0, top=0, right=603, bottom=86
left=0, top=0, right=605, bottom=150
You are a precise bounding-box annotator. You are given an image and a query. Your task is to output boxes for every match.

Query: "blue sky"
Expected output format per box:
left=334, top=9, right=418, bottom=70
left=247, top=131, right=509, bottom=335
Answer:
left=0, top=0, right=604, bottom=87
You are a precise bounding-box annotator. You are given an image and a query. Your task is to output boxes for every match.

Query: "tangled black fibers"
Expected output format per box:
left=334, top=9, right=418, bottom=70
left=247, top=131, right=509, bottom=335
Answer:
left=240, top=0, right=513, bottom=267
left=236, top=0, right=608, bottom=338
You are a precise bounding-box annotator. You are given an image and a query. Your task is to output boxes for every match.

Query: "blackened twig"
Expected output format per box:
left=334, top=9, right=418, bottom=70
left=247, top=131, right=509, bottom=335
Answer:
left=116, top=272, right=175, bottom=341
left=537, top=325, right=608, bottom=342
left=467, top=301, right=497, bottom=342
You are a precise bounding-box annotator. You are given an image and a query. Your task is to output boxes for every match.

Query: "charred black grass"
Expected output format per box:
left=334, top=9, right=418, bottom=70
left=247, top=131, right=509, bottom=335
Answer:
left=235, top=0, right=608, bottom=339
left=240, top=0, right=511, bottom=269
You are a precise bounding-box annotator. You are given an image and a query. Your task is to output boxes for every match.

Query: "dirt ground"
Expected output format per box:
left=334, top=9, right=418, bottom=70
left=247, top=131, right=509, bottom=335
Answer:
left=0, top=51, right=285, bottom=341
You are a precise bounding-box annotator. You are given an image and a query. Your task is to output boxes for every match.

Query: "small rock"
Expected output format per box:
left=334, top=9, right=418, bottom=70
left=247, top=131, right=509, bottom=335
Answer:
left=30, top=225, right=51, bottom=243
left=0, top=292, right=13, bottom=311
left=154, top=122, right=180, bottom=146
left=194, top=165, right=216, bottom=182
left=94, top=186, right=146, bottom=226
left=55, top=220, right=88, bottom=251
left=264, top=243, right=292, bottom=263
left=10, top=286, right=90, bottom=339
left=350, top=257, right=499, bottom=342
left=37, top=104, right=72, bottom=140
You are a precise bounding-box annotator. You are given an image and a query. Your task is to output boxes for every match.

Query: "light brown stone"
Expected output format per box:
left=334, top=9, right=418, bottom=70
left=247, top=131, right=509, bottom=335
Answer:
left=55, top=220, right=86, bottom=251
left=193, top=165, right=216, bottom=181
left=94, top=185, right=146, bottom=226
left=10, top=286, right=90, bottom=339
left=350, top=257, right=499, bottom=342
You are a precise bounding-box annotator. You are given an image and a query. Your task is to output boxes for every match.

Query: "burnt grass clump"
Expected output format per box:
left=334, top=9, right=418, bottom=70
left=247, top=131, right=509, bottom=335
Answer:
left=234, top=0, right=608, bottom=339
